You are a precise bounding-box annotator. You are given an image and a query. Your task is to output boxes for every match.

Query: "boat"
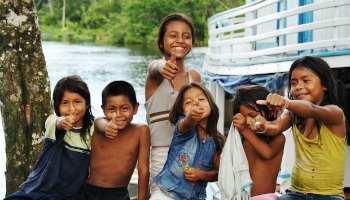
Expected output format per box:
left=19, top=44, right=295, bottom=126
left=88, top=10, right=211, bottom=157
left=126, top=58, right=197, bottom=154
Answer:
left=203, top=0, right=350, bottom=199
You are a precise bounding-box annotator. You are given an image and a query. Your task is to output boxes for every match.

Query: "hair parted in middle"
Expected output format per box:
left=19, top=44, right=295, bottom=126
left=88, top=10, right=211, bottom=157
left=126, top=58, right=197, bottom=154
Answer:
left=156, top=13, right=196, bottom=55
left=169, top=82, right=224, bottom=153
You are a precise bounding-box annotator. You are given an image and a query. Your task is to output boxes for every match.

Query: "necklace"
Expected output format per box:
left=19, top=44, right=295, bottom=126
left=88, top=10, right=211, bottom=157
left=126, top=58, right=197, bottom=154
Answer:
left=304, top=120, right=316, bottom=138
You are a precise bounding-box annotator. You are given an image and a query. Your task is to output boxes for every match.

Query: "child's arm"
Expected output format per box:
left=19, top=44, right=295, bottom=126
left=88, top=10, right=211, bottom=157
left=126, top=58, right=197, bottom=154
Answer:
left=184, top=152, right=220, bottom=182
left=145, top=55, right=178, bottom=99
left=266, top=110, right=293, bottom=136
left=147, top=53, right=178, bottom=81
left=147, top=59, right=166, bottom=79
left=178, top=100, right=204, bottom=134
left=248, top=110, right=292, bottom=137
left=233, top=113, right=285, bottom=159
left=258, top=93, right=345, bottom=137
left=137, top=125, right=150, bottom=200
left=94, top=113, right=119, bottom=138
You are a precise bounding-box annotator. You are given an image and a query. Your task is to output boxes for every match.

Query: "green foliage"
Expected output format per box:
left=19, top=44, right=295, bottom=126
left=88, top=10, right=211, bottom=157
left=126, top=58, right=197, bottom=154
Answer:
left=34, top=0, right=244, bottom=47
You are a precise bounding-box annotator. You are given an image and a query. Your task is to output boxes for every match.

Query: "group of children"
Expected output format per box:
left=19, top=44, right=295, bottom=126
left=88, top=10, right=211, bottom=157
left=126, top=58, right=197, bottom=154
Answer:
left=4, top=13, right=347, bottom=200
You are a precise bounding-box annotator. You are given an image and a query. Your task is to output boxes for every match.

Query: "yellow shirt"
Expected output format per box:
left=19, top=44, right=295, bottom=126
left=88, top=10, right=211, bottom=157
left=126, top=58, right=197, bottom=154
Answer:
left=290, top=123, right=346, bottom=196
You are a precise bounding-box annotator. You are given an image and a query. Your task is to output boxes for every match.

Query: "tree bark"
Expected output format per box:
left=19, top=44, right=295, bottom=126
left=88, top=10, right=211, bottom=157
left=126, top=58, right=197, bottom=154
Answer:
left=0, top=0, right=52, bottom=195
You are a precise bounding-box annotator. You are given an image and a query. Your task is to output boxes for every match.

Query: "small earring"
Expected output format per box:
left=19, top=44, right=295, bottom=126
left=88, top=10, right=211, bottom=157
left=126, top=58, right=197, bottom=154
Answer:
left=324, top=88, right=327, bottom=92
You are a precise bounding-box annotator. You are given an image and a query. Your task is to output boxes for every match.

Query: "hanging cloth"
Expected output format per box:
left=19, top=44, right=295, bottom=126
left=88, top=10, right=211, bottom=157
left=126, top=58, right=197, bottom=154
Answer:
left=218, top=125, right=253, bottom=200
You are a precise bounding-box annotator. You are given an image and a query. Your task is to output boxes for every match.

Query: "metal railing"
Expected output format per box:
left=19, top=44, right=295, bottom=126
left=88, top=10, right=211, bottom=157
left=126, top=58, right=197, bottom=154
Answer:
left=204, top=0, right=350, bottom=75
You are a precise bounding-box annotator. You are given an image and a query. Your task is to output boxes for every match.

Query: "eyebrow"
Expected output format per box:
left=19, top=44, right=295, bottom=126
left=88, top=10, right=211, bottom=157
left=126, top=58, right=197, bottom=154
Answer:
left=167, top=30, right=191, bottom=34
left=247, top=110, right=258, bottom=115
left=291, top=74, right=313, bottom=80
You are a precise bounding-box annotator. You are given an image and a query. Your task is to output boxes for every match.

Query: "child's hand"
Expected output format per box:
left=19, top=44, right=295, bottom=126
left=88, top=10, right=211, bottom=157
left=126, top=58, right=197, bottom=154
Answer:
left=184, top=167, right=201, bottom=182
left=256, top=93, right=287, bottom=111
left=189, top=100, right=205, bottom=122
left=105, top=112, right=119, bottom=138
left=232, top=113, right=248, bottom=132
left=60, top=110, right=77, bottom=131
left=249, top=116, right=268, bottom=134
left=163, top=52, right=178, bottom=81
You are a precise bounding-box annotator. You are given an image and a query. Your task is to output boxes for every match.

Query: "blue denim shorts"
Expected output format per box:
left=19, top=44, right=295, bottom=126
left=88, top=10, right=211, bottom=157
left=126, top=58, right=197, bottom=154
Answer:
left=278, top=189, right=345, bottom=200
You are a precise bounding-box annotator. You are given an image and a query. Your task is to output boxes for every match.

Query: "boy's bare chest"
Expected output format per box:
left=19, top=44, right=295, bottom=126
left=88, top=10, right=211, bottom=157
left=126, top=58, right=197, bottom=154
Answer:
left=94, top=133, right=139, bottom=153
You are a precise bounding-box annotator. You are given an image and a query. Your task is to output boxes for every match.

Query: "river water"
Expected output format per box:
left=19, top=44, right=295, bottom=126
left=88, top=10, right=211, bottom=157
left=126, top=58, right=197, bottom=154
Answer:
left=0, top=41, right=207, bottom=196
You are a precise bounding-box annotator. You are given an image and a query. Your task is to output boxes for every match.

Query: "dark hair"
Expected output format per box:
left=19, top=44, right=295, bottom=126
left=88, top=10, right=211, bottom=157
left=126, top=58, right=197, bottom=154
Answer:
left=52, top=75, right=94, bottom=146
left=169, top=82, right=224, bottom=153
left=232, top=85, right=276, bottom=142
left=287, top=56, right=339, bottom=106
left=233, top=85, right=275, bottom=121
left=156, top=13, right=196, bottom=55
left=287, top=56, right=339, bottom=132
left=102, top=80, right=137, bottom=107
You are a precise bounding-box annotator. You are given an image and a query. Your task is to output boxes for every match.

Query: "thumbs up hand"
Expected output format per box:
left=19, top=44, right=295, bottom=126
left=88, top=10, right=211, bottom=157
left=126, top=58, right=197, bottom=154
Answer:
left=59, top=110, right=76, bottom=131
left=189, top=100, right=205, bottom=122
left=163, top=52, right=178, bottom=82
left=105, top=112, right=119, bottom=138
left=256, top=93, right=289, bottom=118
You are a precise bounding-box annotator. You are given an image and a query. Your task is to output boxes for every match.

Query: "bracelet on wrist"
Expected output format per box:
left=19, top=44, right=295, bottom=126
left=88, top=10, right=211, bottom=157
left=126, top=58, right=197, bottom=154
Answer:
left=255, top=121, right=267, bottom=134
left=282, top=97, right=289, bottom=110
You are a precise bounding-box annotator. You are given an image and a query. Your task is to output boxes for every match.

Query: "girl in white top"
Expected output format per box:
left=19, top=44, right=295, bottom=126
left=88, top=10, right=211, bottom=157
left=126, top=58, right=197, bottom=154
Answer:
left=144, top=13, right=201, bottom=198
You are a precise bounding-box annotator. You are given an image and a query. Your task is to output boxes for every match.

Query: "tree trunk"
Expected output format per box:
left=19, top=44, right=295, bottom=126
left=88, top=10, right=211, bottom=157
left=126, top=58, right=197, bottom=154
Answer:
left=48, top=0, right=54, bottom=16
left=0, top=0, right=52, bottom=195
left=62, top=0, right=65, bottom=29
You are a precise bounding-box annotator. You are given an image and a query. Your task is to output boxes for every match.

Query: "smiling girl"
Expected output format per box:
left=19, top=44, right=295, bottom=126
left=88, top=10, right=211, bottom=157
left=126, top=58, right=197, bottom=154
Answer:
left=153, top=82, right=224, bottom=200
left=144, top=13, right=201, bottom=198
left=256, top=56, right=346, bottom=199
left=5, top=75, right=94, bottom=199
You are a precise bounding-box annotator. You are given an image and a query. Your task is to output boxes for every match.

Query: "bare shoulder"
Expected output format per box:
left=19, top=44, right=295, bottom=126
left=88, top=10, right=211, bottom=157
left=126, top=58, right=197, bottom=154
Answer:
left=323, top=104, right=344, bottom=115
left=270, top=132, right=286, bottom=145
left=131, top=124, right=150, bottom=147
left=146, top=60, right=165, bottom=100
left=274, top=132, right=286, bottom=139
left=322, top=105, right=346, bottom=137
left=130, top=123, right=150, bottom=135
left=137, top=123, right=150, bottom=132
left=188, top=69, right=201, bottom=82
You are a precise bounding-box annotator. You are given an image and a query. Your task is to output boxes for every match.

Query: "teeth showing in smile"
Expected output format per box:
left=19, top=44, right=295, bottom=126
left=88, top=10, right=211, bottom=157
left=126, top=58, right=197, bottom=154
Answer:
left=173, top=47, right=185, bottom=51
left=115, top=121, right=124, bottom=126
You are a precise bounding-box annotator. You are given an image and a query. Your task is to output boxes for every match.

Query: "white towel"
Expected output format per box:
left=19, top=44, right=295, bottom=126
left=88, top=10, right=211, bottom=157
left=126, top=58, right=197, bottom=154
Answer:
left=218, top=125, right=253, bottom=200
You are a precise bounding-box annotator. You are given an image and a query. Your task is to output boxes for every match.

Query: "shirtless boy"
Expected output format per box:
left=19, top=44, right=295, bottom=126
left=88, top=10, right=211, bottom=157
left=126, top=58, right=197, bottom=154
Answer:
left=71, top=81, right=150, bottom=200
left=232, top=85, right=285, bottom=199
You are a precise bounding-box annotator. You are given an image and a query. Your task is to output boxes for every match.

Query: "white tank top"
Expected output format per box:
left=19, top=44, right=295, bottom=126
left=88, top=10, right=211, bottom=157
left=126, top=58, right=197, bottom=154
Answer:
left=145, top=72, right=193, bottom=147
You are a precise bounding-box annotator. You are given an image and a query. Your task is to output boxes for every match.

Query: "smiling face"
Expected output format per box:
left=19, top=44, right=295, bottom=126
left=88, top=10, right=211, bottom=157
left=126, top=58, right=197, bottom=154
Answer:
left=102, top=95, right=138, bottom=130
left=290, top=66, right=325, bottom=105
left=182, top=87, right=211, bottom=122
left=162, top=20, right=193, bottom=60
left=59, top=91, right=87, bottom=128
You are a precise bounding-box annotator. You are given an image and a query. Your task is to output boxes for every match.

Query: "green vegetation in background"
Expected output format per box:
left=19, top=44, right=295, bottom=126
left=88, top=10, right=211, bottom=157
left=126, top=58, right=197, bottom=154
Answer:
left=35, top=0, right=244, bottom=48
